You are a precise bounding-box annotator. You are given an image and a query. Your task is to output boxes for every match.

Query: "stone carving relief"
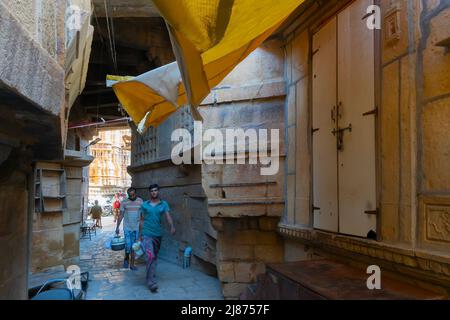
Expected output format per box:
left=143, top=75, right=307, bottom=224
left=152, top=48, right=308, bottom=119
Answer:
left=427, top=205, right=450, bottom=243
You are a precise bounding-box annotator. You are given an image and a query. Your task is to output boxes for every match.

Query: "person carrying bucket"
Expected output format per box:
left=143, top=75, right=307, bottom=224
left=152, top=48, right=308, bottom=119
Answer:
left=116, top=187, right=143, bottom=270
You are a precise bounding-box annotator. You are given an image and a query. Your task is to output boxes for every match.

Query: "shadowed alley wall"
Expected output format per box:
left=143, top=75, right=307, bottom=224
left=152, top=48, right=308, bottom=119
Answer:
left=0, top=0, right=95, bottom=298
left=199, top=39, right=287, bottom=299
left=0, top=0, right=66, bottom=299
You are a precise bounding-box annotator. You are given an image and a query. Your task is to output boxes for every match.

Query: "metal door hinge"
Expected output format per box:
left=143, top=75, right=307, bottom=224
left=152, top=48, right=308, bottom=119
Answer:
left=362, top=10, right=376, bottom=21
left=364, top=209, right=378, bottom=215
left=363, top=107, right=378, bottom=117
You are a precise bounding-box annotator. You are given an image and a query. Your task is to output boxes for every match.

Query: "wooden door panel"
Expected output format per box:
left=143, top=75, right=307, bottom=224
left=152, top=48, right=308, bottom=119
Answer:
left=337, top=0, right=377, bottom=237
left=312, top=17, right=338, bottom=232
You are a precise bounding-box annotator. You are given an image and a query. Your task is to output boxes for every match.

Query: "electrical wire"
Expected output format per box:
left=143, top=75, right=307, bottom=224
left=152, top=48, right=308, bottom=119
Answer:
left=107, top=0, right=118, bottom=74
left=92, top=5, right=105, bottom=45
left=103, top=0, right=118, bottom=74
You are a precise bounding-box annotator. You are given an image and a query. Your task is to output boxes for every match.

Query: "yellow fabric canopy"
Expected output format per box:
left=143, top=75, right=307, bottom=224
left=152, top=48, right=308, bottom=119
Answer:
left=154, top=0, right=304, bottom=106
left=110, top=62, right=189, bottom=133
left=111, top=0, right=304, bottom=133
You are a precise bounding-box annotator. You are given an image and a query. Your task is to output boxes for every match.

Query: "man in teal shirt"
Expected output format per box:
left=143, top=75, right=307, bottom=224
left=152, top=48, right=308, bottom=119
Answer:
left=139, top=184, right=175, bottom=292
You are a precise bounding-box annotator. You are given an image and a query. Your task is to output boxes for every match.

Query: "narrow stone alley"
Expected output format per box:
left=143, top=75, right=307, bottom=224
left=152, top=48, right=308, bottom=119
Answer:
left=79, top=216, right=223, bottom=300
left=1, top=0, right=449, bottom=302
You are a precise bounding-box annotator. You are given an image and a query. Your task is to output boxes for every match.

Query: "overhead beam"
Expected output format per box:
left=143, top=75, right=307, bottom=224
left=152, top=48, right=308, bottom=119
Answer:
left=86, top=114, right=125, bottom=120
left=89, top=59, right=146, bottom=67
left=83, top=103, right=120, bottom=110
left=81, top=88, right=113, bottom=95
left=92, top=0, right=160, bottom=18
left=86, top=80, right=107, bottom=86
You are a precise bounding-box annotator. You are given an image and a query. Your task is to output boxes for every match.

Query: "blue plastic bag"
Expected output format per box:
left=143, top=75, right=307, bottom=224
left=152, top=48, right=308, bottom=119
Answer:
left=103, top=235, right=113, bottom=249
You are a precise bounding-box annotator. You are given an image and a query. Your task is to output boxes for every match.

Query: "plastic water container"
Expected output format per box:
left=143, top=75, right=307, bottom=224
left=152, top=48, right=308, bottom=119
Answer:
left=183, top=246, right=192, bottom=269
left=111, top=236, right=125, bottom=251
left=132, top=241, right=143, bottom=258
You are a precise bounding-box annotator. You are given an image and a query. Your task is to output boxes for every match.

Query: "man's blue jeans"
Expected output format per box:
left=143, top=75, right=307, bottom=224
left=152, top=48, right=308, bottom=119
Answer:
left=124, top=230, right=138, bottom=254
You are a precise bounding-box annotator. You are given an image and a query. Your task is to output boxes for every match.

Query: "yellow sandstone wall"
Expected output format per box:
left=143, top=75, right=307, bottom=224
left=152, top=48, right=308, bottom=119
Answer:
left=1, top=0, right=59, bottom=58
left=200, top=39, right=287, bottom=299
left=379, top=0, right=450, bottom=252
left=0, top=0, right=67, bottom=299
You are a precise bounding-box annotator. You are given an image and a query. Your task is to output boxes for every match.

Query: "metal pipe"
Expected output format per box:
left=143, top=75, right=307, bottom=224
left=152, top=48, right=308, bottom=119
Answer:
left=68, top=117, right=130, bottom=129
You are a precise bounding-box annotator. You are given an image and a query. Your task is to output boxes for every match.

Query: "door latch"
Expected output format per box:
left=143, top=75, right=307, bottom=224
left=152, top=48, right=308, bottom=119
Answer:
left=331, top=106, right=336, bottom=121
left=332, top=124, right=352, bottom=151
left=332, top=124, right=352, bottom=136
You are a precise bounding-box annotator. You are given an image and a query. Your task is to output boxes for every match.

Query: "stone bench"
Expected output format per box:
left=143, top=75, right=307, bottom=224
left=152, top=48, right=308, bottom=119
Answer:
left=241, top=259, right=446, bottom=300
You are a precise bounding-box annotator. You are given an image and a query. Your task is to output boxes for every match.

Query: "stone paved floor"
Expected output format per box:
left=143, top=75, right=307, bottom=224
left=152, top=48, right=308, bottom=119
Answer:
left=79, top=216, right=223, bottom=300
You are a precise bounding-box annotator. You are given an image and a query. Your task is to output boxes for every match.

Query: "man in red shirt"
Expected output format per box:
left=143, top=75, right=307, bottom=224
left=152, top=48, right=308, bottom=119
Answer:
left=112, top=193, right=121, bottom=223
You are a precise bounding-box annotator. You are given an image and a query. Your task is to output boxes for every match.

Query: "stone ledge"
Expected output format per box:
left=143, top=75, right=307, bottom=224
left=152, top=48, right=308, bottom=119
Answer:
left=278, top=224, right=450, bottom=283
left=128, top=157, right=173, bottom=173
left=208, top=198, right=285, bottom=218
left=208, top=197, right=285, bottom=207
left=201, top=80, right=286, bottom=106
left=0, top=2, right=64, bottom=115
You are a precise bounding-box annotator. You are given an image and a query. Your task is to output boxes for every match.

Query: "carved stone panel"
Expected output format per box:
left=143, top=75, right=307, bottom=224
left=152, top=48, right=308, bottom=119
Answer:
left=419, top=196, right=450, bottom=252
left=426, top=205, right=450, bottom=243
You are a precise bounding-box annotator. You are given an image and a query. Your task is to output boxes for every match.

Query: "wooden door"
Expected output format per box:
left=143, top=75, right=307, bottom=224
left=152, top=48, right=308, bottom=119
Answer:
left=312, top=17, right=338, bottom=232
left=337, top=0, right=377, bottom=237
